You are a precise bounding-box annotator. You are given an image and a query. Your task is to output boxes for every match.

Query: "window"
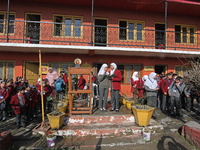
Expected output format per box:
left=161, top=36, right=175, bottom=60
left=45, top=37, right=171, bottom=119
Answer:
left=117, top=64, right=142, bottom=84
left=0, top=12, right=15, bottom=34
left=0, top=62, right=15, bottom=80
left=175, top=25, right=197, bottom=44
left=53, top=15, right=82, bottom=38
left=119, top=20, right=145, bottom=41
left=175, top=66, right=190, bottom=77
left=49, top=62, right=75, bottom=75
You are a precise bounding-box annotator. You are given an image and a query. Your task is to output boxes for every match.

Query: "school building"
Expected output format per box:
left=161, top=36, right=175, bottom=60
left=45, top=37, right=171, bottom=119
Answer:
left=0, top=0, right=200, bottom=96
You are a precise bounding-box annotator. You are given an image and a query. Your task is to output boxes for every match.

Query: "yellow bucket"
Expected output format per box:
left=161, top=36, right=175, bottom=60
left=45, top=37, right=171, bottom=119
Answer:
left=122, top=98, right=127, bottom=105
left=126, top=100, right=135, bottom=110
left=47, top=112, right=66, bottom=129
left=132, top=105, right=154, bottom=127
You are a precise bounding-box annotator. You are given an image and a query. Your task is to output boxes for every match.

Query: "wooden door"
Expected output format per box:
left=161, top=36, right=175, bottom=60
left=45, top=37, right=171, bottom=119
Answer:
left=25, top=62, right=39, bottom=85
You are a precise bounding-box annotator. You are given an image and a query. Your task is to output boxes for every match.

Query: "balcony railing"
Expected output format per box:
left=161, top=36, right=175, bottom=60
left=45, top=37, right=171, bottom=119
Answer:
left=0, top=20, right=200, bottom=51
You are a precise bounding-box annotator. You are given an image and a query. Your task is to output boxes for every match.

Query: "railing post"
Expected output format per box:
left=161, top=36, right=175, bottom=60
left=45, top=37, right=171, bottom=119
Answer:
left=91, top=0, right=94, bottom=46
left=165, top=0, right=168, bottom=49
left=6, top=0, right=10, bottom=43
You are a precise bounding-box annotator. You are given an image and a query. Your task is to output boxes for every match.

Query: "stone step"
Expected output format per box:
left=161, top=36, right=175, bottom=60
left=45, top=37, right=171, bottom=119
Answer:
left=52, top=119, right=163, bottom=137
left=65, top=114, right=135, bottom=126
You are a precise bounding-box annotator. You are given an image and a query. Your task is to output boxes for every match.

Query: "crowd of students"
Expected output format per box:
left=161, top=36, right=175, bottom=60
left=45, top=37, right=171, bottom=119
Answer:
left=0, top=65, right=199, bottom=129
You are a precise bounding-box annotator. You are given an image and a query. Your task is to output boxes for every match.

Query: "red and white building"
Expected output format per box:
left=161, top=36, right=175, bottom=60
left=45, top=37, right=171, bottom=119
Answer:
left=0, top=0, right=200, bottom=96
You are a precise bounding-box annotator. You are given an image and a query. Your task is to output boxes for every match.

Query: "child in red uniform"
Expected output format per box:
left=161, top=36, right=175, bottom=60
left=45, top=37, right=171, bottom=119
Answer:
left=0, top=81, right=7, bottom=121
left=131, top=72, right=144, bottom=100
left=78, top=75, right=86, bottom=99
left=10, top=86, right=27, bottom=128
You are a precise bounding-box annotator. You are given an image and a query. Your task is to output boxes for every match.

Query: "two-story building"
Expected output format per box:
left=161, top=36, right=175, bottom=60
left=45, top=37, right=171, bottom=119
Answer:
left=0, top=0, right=200, bottom=96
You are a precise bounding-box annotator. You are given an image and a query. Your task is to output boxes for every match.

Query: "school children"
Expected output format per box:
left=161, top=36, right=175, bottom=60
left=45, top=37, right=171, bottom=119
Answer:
left=109, top=63, right=122, bottom=112
left=78, top=75, right=86, bottom=99
left=161, top=73, right=173, bottom=113
left=55, top=76, right=65, bottom=100
left=10, top=86, right=27, bottom=128
left=144, top=72, right=159, bottom=119
left=168, top=76, right=190, bottom=117
left=0, top=81, right=7, bottom=121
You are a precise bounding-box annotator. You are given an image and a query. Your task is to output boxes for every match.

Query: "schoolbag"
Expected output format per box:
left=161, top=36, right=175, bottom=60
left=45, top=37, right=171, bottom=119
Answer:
left=55, top=79, right=64, bottom=92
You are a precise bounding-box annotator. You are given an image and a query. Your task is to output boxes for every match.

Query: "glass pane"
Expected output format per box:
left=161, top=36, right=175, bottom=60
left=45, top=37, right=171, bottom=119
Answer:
left=190, top=36, right=194, bottom=44
left=190, top=28, right=194, bottom=43
left=128, top=23, right=134, bottom=31
left=137, top=32, right=142, bottom=40
left=128, top=32, right=134, bottom=40
left=137, top=24, right=142, bottom=31
left=133, top=65, right=141, bottom=76
left=65, top=19, right=71, bottom=36
left=0, top=24, right=3, bottom=33
left=119, top=21, right=127, bottom=40
left=0, top=62, right=3, bottom=80
left=0, top=15, right=4, bottom=23
left=8, top=25, right=14, bottom=33
left=9, top=15, right=15, bottom=23
left=74, top=28, right=81, bottom=37
left=54, top=16, right=62, bottom=36
left=125, top=65, right=133, bottom=84
left=175, top=66, right=180, bottom=76
left=128, top=23, right=134, bottom=40
left=175, top=25, right=181, bottom=43
left=182, top=27, right=187, bottom=43
left=61, top=64, right=69, bottom=74
left=51, top=63, right=59, bottom=74
left=75, top=19, right=81, bottom=26
left=7, top=62, right=14, bottom=80
left=182, top=66, right=187, bottom=77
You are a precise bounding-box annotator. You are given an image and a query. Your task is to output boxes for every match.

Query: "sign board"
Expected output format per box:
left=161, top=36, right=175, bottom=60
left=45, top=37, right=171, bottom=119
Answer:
left=144, top=66, right=154, bottom=72
left=74, top=58, right=82, bottom=65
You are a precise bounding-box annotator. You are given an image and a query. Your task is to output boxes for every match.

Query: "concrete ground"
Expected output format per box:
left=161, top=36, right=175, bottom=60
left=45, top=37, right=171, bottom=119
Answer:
left=0, top=102, right=199, bottom=150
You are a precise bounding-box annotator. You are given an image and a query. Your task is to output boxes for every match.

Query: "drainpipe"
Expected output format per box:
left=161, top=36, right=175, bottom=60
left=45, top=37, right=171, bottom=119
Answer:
left=91, top=0, right=94, bottom=46
left=6, top=0, right=10, bottom=43
left=164, top=0, right=168, bottom=49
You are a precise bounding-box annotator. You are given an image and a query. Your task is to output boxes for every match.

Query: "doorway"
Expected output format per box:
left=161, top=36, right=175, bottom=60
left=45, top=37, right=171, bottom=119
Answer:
left=25, top=62, right=39, bottom=85
left=25, top=14, right=41, bottom=44
left=94, top=19, right=107, bottom=46
left=155, top=65, right=167, bottom=75
left=155, top=23, right=165, bottom=49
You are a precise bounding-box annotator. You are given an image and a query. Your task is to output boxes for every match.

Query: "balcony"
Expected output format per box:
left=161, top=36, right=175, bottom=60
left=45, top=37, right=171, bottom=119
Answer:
left=0, top=20, right=200, bottom=52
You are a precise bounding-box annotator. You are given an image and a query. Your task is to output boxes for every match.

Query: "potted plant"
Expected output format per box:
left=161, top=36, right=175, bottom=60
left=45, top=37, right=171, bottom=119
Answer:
left=47, top=97, right=66, bottom=130
left=120, top=93, right=128, bottom=106
left=45, top=131, right=57, bottom=148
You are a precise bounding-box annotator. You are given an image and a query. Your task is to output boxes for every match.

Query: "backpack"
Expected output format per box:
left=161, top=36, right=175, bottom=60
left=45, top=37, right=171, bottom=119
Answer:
left=55, top=79, right=64, bottom=92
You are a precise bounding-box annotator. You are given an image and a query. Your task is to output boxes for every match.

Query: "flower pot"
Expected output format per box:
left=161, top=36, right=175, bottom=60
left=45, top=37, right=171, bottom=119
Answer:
left=47, top=135, right=56, bottom=148
left=122, top=98, right=127, bottom=106
left=132, top=105, right=154, bottom=127
left=47, top=112, right=66, bottom=129
left=126, top=100, right=135, bottom=110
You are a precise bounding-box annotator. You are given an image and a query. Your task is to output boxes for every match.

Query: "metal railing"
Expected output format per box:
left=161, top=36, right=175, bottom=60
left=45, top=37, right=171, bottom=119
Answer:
left=0, top=19, right=200, bottom=51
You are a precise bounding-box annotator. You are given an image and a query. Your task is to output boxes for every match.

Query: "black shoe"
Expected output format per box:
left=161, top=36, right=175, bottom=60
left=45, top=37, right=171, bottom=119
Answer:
left=16, top=125, right=20, bottom=129
left=110, top=108, right=115, bottom=112
left=116, top=109, right=119, bottom=112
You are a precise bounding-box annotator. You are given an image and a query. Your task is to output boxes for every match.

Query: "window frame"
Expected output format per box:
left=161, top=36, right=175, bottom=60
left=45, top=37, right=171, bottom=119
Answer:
left=118, top=19, right=145, bottom=42
left=174, top=65, right=190, bottom=77
left=0, top=61, right=15, bottom=80
left=174, top=24, right=197, bottom=45
left=53, top=14, right=83, bottom=38
left=49, top=62, right=75, bottom=75
left=0, top=11, right=16, bottom=35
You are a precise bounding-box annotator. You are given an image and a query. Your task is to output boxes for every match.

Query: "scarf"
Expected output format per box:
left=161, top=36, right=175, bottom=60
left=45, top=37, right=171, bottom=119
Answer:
left=132, top=71, right=139, bottom=81
left=142, top=75, right=148, bottom=83
left=98, top=64, right=109, bottom=76
left=110, top=63, right=117, bottom=75
left=144, top=72, right=158, bottom=89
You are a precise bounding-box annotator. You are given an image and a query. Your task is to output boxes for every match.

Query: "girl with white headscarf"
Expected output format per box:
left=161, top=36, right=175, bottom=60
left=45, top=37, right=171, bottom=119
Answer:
left=110, top=63, right=122, bottom=112
left=98, top=64, right=110, bottom=112
left=131, top=72, right=144, bottom=100
left=144, top=72, right=159, bottom=119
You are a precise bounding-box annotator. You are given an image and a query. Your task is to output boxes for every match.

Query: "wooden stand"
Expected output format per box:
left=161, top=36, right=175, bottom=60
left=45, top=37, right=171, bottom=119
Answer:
left=68, top=67, right=93, bottom=115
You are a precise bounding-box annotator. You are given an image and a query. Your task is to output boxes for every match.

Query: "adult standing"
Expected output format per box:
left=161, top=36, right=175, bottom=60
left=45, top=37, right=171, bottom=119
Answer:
left=98, top=64, right=110, bottom=112
left=144, top=72, right=159, bottom=119
left=46, top=67, right=59, bottom=87
left=110, top=63, right=122, bottom=112
left=131, top=72, right=144, bottom=99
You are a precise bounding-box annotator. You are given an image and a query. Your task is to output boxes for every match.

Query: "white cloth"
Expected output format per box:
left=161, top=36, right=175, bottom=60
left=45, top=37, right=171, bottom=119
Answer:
left=144, top=72, right=158, bottom=89
left=142, top=75, right=148, bottom=83
left=98, top=64, right=109, bottom=76
left=132, top=71, right=139, bottom=81
left=110, top=63, right=117, bottom=75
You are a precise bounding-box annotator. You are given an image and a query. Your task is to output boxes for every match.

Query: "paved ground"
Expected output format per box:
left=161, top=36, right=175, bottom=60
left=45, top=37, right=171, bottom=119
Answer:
left=0, top=102, right=199, bottom=150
